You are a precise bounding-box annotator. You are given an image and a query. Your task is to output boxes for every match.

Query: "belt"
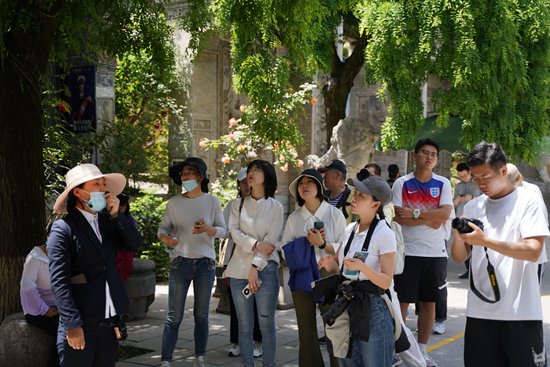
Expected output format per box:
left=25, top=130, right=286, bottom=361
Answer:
left=89, top=316, right=118, bottom=328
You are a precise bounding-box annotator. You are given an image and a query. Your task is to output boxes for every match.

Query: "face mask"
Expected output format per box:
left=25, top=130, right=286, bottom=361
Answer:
left=182, top=179, right=199, bottom=193
left=83, top=191, right=107, bottom=212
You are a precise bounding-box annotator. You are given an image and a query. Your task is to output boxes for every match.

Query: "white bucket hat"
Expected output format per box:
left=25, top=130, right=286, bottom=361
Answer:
left=53, top=163, right=126, bottom=214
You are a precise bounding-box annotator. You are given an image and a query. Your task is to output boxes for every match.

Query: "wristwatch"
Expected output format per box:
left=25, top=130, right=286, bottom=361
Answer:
left=319, top=240, right=327, bottom=250
left=413, top=208, right=421, bottom=219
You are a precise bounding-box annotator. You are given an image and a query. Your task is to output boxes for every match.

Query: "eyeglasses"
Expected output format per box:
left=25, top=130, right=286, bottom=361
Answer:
left=419, top=149, right=439, bottom=158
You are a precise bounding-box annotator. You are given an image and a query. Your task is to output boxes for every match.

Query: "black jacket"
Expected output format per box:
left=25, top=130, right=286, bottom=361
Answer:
left=47, top=206, right=142, bottom=330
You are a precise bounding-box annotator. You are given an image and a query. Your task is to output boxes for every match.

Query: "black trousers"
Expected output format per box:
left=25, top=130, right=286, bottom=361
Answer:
left=465, top=317, right=546, bottom=367
left=25, top=314, right=60, bottom=367
left=57, top=321, right=118, bottom=367
left=227, top=282, right=262, bottom=344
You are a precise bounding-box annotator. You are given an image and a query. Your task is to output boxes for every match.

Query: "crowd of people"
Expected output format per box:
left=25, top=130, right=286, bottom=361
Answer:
left=18, top=137, right=549, bottom=367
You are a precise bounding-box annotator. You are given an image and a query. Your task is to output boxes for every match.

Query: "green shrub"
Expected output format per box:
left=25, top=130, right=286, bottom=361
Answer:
left=131, top=191, right=169, bottom=280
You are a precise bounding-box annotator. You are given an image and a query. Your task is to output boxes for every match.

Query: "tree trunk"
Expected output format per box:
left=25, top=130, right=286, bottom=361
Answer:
left=0, top=3, right=61, bottom=323
left=323, top=34, right=368, bottom=146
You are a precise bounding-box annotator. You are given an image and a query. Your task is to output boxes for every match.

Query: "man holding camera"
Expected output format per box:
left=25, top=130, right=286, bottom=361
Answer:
left=451, top=142, right=548, bottom=367
left=392, top=138, right=453, bottom=367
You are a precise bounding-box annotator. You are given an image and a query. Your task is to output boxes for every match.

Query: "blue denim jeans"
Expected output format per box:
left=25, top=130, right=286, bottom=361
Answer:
left=230, top=261, right=279, bottom=367
left=340, top=294, right=393, bottom=367
left=161, top=256, right=216, bottom=362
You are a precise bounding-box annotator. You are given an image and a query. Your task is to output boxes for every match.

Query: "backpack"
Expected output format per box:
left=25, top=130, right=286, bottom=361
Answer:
left=388, top=220, right=405, bottom=275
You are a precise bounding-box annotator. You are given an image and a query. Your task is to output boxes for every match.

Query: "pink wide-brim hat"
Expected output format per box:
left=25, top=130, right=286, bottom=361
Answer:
left=53, top=163, right=126, bottom=214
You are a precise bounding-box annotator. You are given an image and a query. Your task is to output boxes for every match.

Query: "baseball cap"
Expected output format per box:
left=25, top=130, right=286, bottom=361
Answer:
left=347, top=176, right=392, bottom=205
left=237, top=168, right=248, bottom=182
left=319, top=159, right=347, bottom=176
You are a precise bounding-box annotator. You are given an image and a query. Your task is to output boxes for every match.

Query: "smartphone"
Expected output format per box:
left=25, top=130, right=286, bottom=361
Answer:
left=242, top=280, right=262, bottom=299
left=314, top=221, right=324, bottom=230
left=343, top=251, right=369, bottom=277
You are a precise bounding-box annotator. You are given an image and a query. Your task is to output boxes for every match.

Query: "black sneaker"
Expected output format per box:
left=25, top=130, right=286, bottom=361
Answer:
left=458, top=270, right=469, bottom=279
left=318, top=336, right=327, bottom=345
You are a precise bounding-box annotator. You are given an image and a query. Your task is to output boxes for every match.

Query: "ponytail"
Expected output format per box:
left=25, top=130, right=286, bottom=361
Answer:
left=376, top=203, right=385, bottom=221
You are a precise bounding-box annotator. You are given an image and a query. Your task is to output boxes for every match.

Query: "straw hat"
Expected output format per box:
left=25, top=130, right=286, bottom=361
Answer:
left=53, top=164, right=126, bottom=214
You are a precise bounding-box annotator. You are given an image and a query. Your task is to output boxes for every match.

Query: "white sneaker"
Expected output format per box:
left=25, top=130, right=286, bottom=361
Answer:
left=432, top=321, right=446, bottom=335
left=195, top=355, right=207, bottom=367
left=253, top=341, right=263, bottom=357
left=422, top=350, right=438, bottom=367
left=160, top=362, right=171, bottom=367
left=392, top=353, right=403, bottom=366
left=228, top=344, right=240, bottom=357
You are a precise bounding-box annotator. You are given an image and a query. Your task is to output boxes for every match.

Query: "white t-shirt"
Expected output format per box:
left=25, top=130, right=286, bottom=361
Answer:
left=282, top=200, right=347, bottom=262
left=392, top=172, right=453, bottom=257
left=463, top=187, right=549, bottom=320
left=336, top=220, right=397, bottom=281
left=522, top=181, right=548, bottom=264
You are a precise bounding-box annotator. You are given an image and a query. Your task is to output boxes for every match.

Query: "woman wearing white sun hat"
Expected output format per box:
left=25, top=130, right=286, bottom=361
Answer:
left=47, top=163, right=142, bottom=367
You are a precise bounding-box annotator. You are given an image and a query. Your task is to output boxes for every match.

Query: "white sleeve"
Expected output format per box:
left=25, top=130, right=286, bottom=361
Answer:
left=392, top=177, right=404, bottom=208
left=264, top=201, right=284, bottom=249
left=330, top=209, right=347, bottom=245
left=439, top=178, right=454, bottom=207
left=377, top=224, right=397, bottom=255
left=519, top=194, right=550, bottom=239
left=228, top=199, right=257, bottom=252
left=281, top=213, right=295, bottom=246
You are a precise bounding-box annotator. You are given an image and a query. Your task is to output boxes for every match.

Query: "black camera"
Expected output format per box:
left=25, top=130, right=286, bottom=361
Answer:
left=321, top=282, right=355, bottom=326
left=452, top=217, right=484, bottom=233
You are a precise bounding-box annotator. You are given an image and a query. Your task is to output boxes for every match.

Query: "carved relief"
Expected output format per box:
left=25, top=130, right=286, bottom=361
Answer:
left=306, top=117, right=379, bottom=178
left=538, top=152, right=550, bottom=183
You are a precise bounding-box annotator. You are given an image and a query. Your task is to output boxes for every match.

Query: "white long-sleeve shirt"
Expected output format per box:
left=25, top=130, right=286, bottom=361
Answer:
left=20, top=246, right=56, bottom=316
left=282, top=200, right=347, bottom=261
left=224, top=196, right=284, bottom=279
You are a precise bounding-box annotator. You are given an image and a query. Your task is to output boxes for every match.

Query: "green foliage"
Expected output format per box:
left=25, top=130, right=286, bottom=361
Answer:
left=181, top=0, right=349, bottom=155
left=98, top=48, right=183, bottom=186
left=357, top=0, right=550, bottom=162
left=130, top=192, right=169, bottom=279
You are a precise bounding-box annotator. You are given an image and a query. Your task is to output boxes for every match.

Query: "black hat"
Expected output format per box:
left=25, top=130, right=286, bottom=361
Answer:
left=169, top=157, right=209, bottom=186
left=319, top=159, right=347, bottom=176
left=347, top=176, right=392, bottom=205
left=288, top=169, right=328, bottom=200
left=117, top=192, right=129, bottom=204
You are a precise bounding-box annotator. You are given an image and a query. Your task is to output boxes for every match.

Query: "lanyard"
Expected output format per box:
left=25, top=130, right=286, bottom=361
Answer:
left=340, top=218, right=379, bottom=273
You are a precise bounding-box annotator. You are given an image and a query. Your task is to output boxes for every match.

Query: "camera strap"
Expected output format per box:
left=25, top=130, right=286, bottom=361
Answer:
left=340, top=218, right=379, bottom=273
left=467, top=200, right=500, bottom=303
left=469, top=246, right=500, bottom=303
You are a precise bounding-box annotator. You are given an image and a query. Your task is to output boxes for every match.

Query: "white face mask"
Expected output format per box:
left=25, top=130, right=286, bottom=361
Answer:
left=181, top=179, right=199, bottom=193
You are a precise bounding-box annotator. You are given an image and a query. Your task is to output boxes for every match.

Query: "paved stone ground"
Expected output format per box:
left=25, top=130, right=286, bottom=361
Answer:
left=117, top=258, right=550, bottom=366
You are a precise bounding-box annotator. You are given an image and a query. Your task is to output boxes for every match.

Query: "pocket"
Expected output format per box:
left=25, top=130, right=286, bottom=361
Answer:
left=170, top=256, right=182, bottom=270
left=207, top=258, right=216, bottom=271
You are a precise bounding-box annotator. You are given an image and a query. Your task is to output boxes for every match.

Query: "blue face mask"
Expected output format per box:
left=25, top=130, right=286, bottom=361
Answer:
left=182, top=179, right=199, bottom=193
left=83, top=191, right=107, bottom=212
